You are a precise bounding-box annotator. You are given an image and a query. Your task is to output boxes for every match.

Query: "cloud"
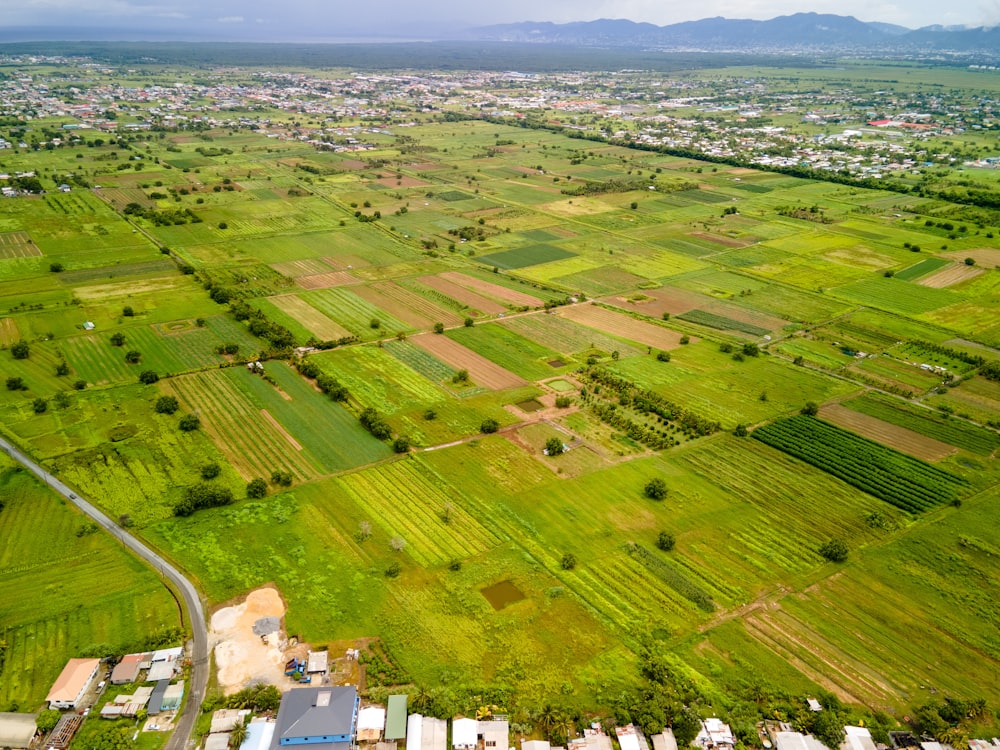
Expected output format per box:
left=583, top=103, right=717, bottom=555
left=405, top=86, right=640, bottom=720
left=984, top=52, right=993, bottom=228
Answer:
left=217, top=15, right=244, bottom=23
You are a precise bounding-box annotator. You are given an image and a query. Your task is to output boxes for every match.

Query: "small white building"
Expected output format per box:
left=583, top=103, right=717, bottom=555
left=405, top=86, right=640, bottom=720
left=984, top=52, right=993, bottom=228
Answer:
left=452, top=718, right=478, bottom=750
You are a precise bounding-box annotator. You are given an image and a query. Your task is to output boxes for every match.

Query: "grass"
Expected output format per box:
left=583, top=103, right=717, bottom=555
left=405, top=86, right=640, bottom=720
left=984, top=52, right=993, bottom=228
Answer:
left=0, top=460, right=177, bottom=711
left=477, top=244, right=575, bottom=270
left=445, top=323, right=569, bottom=381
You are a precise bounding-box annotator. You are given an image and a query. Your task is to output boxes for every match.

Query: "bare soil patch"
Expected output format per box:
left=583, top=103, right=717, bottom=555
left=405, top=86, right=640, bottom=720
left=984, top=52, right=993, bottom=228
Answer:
left=0, top=318, right=20, bottom=346
left=376, top=175, right=428, bottom=188
left=339, top=159, right=367, bottom=170
left=295, top=271, right=360, bottom=290
left=819, top=403, right=956, bottom=461
left=210, top=587, right=294, bottom=695
left=918, top=263, right=984, bottom=288
left=439, top=272, right=543, bottom=307
left=417, top=275, right=506, bottom=315
left=558, top=304, right=694, bottom=350
left=603, top=287, right=706, bottom=318
left=944, top=248, right=1000, bottom=267
left=412, top=333, right=526, bottom=390
left=690, top=232, right=751, bottom=248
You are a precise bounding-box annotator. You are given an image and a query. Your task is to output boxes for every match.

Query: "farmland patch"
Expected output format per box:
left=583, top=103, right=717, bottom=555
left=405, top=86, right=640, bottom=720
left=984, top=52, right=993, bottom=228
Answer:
left=412, top=333, right=526, bottom=390
left=558, top=304, right=692, bottom=350
left=819, top=403, right=956, bottom=461
left=438, top=271, right=543, bottom=307
left=0, top=231, right=40, bottom=259
left=918, top=263, right=984, bottom=288
left=416, top=275, right=506, bottom=315
left=477, top=244, right=575, bottom=270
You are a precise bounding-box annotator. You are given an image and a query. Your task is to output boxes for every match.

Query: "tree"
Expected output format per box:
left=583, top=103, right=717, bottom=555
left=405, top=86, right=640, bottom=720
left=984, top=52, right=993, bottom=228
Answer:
left=229, top=718, right=251, bottom=750
left=644, top=477, right=668, bottom=500
left=679, top=335, right=690, bottom=345
left=53, top=391, right=71, bottom=409
left=271, top=470, right=293, bottom=486
left=110, top=332, right=126, bottom=347
left=49, top=262, right=64, bottom=273
left=390, top=536, right=406, bottom=552
left=6, top=376, right=26, bottom=391
left=179, top=413, right=201, bottom=431
left=124, top=349, right=142, bottom=364
left=452, top=369, right=470, bottom=384
left=734, top=423, right=748, bottom=437
left=560, top=552, right=577, bottom=570
left=55, top=360, right=70, bottom=376
left=32, top=398, right=48, bottom=414
left=423, top=408, right=437, bottom=421
left=433, top=322, right=445, bottom=334
left=155, top=395, right=179, bottom=414
left=73, top=379, right=87, bottom=390
left=801, top=401, right=819, bottom=416
left=819, top=538, right=849, bottom=563
left=369, top=318, right=381, bottom=329
left=544, top=436, right=564, bottom=455
left=247, top=478, right=268, bottom=498
left=656, top=531, right=675, bottom=551
left=392, top=436, right=411, bottom=453
left=965, top=257, right=976, bottom=266
left=464, top=317, right=474, bottom=327
left=357, top=520, right=372, bottom=542
left=122, top=305, right=135, bottom=317
left=656, top=351, right=671, bottom=362
left=37, top=709, right=61, bottom=733
left=201, top=463, right=221, bottom=480
left=672, top=708, right=702, bottom=747
left=481, top=418, right=499, bottom=434
left=138, top=370, right=159, bottom=384
left=11, top=340, right=29, bottom=359
left=385, top=562, right=401, bottom=578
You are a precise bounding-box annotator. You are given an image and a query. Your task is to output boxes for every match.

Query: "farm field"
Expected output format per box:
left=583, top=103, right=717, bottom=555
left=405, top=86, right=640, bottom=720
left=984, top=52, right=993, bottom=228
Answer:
left=2, top=57, right=1000, bottom=737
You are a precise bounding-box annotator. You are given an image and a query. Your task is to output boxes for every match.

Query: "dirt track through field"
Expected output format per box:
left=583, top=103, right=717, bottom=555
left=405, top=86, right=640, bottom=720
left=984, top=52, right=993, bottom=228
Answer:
left=558, top=304, right=694, bottom=350
left=411, top=333, right=526, bottom=390
left=819, top=403, right=956, bottom=461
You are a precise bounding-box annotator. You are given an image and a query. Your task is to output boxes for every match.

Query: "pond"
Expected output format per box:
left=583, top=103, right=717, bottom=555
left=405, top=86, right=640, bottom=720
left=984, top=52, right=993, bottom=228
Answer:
left=480, top=580, right=526, bottom=611
left=516, top=399, right=544, bottom=412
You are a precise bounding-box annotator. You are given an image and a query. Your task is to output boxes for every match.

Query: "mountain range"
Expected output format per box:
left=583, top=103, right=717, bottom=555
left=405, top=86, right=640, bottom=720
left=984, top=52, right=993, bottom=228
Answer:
left=469, top=13, right=1000, bottom=54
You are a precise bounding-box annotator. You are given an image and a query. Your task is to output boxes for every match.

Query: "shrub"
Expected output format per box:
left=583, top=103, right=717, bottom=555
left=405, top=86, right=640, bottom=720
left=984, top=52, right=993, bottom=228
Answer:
left=819, top=539, right=849, bottom=563
left=124, top=350, right=142, bottom=364
left=110, top=332, right=126, bottom=347
left=55, top=361, right=70, bottom=376
left=32, top=398, right=48, bottom=414
left=247, top=478, right=268, bottom=498
left=271, top=470, right=293, bottom=486
left=464, top=317, right=474, bottom=327
left=138, top=370, right=159, bottom=384
left=49, top=262, right=64, bottom=273
left=392, top=436, right=411, bottom=453
left=423, top=408, right=437, bottom=421
left=73, top=379, right=87, bottom=390
left=544, top=436, right=564, bottom=455
left=155, top=395, right=179, bottom=414
left=656, top=351, right=671, bottom=362
left=481, top=418, right=499, bottom=434
left=801, top=401, right=819, bottom=416
left=122, top=305, right=135, bottom=317
left=385, top=562, right=401, bottom=578
left=174, top=482, right=234, bottom=516
left=433, top=322, right=445, bottom=334
left=6, top=376, right=26, bottom=391
left=644, top=477, right=668, bottom=500
left=734, top=423, right=748, bottom=437
left=719, top=342, right=733, bottom=354
left=11, top=340, right=29, bottom=359
left=656, top=531, right=676, bottom=552
left=200, top=463, right=221, bottom=480
left=179, top=413, right=201, bottom=431
left=560, top=552, right=577, bottom=570
left=965, top=257, right=976, bottom=266
left=555, top=395, right=572, bottom=408
left=679, top=335, right=690, bottom=345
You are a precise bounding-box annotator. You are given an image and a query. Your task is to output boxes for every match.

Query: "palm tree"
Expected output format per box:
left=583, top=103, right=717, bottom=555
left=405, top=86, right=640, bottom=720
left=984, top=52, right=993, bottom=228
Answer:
left=230, top=717, right=251, bottom=750
left=535, top=704, right=563, bottom=742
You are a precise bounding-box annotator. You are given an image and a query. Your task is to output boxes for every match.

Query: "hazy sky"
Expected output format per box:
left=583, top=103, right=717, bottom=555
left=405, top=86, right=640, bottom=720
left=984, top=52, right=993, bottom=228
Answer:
left=0, top=0, right=994, bottom=39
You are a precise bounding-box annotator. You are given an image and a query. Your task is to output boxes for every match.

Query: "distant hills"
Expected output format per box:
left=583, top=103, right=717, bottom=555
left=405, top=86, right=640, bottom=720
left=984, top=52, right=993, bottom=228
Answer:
left=468, top=13, right=1000, bottom=55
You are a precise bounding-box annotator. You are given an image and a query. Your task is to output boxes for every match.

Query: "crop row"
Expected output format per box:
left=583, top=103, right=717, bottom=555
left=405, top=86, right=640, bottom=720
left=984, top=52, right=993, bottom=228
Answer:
left=752, top=415, right=966, bottom=512
left=677, top=308, right=770, bottom=336
left=383, top=340, right=458, bottom=383
left=373, top=282, right=463, bottom=326
left=500, top=314, right=641, bottom=358
left=303, top=288, right=408, bottom=338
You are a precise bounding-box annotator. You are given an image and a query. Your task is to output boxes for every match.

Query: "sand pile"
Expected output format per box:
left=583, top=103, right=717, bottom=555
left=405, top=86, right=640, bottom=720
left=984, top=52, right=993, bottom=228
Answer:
left=209, top=587, right=289, bottom=694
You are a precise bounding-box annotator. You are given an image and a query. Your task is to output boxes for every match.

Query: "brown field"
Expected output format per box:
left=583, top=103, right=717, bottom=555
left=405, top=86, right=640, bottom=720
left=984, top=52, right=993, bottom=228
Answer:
left=322, top=255, right=370, bottom=270
left=295, top=271, right=360, bottom=290
left=602, top=286, right=706, bottom=318
left=944, top=248, right=1000, bottom=267
left=558, top=304, right=694, bottom=350
left=690, top=232, right=751, bottom=248
left=261, top=409, right=304, bottom=451
left=0, top=231, right=41, bottom=259
left=339, top=159, right=367, bottom=170
left=439, top=272, right=543, bottom=307
left=411, top=333, right=526, bottom=390
left=269, top=294, right=352, bottom=340
left=408, top=162, right=442, bottom=171
left=416, top=275, right=507, bottom=315
left=703, top=300, right=787, bottom=332
left=271, top=258, right=334, bottom=277
left=376, top=175, right=428, bottom=188
left=918, top=263, right=985, bottom=288
left=819, top=403, right=956, bottom=461
left=0, top=317, right=20, bottom=345
left=353, top=281, right=463, bottom=329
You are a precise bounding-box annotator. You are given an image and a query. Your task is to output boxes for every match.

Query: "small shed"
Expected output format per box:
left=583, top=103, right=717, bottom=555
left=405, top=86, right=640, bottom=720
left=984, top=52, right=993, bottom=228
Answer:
left=616, top=725, right=641, bottom=750
left=162, top=681, right=184, bottom=711
left=452, top=718, right=478, bottom=750
left=147, top=680, right=170, bottom=715
left=651, top=729, right=677, bottom=750
left=0, top=713, right=36, bottom=749
left=307, top=651, right=329, bottom=674
left=357, top=706, right=386, bottom=743
left=83, top=322, right=95, bottom=330
left=211, top=709, right=251, bottom=734
left=407, top=714, right=423, bottom=750
left=239, top=719, right=276, bottom=750
left=422, top=716, right=447, bottom=750
left=385, top=695, right=407, bottom=741
left=148, top=660, right=176, bottom=682
left=205, top=733, right=231, bottom=750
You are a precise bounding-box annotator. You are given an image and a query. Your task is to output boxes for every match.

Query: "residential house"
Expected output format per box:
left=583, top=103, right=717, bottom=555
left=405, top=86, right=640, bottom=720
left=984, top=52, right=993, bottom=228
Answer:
left=268, top=687, right=359, bottom=750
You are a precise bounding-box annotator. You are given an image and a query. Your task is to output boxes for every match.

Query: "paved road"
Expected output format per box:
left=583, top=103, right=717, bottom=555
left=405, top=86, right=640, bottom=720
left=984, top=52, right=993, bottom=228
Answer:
left=0, top=435, right=208, bottom=750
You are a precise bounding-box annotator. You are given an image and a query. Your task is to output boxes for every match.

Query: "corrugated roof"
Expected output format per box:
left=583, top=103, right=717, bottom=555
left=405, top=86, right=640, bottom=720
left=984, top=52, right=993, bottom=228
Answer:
left=384, top=696, right=407, bottom=741
left=0, top=713, right=37, bottom=749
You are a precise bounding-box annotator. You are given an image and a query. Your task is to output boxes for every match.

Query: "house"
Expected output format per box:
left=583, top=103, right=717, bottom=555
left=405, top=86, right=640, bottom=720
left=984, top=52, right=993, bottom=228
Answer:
left=452, top=718, right=478, bottom=750
left=47, top=658, right=101, bottom=710
left=111, top=654, right=144, bottom=685
left=357, top=707, right=386, bottom=743
left=695, top=720, right=735, bottom=750
left=384, top=696, right=407, bottom=742
left=407, top=714, right=446, bottom=750
left=162, top=681, right=185, bottom=711
left=842, top=727, right=877, bottom=750
left=0, top=712, right=36, bottom=749
left=212, top=709, right=252, bottom=734
left=616, top=725, right=645, bottom=750
left=148, top=660, right=177, bottom=682
left=268, top=687, right=359, bottom=750
left=523, top=743, right=551, bottom=750
left=568, top=725, right=613, bottom=750
left=241, top=719, right=278, bottom=750
left=479, top=719, right=509, bottom=750
left=148, top=680, right=170, bottom=715
left=206, top=734, right=232, bottom=750
left=776, top=733, right=827, bottom=750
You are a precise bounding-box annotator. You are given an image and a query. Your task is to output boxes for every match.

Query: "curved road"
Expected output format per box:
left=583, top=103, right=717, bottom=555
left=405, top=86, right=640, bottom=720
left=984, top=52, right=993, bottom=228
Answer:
left=0, top=435, right=208, bottom=750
